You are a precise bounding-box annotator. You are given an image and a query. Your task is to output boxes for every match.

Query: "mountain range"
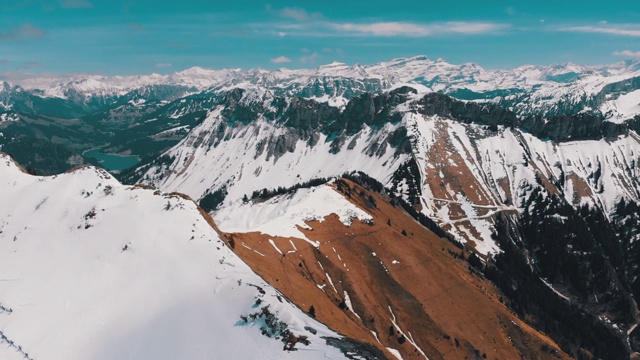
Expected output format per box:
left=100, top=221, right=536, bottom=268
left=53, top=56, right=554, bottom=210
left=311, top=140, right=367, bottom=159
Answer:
left=2, top=56, right=640, bottom=175
left=2, top=56, right=640, bottom=359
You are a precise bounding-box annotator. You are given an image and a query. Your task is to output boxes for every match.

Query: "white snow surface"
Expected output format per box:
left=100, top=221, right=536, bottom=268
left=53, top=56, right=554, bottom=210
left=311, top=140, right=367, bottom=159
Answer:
left=0, top=113, right=18, bottom=123
left=601, top=89, right=640, bottom=123
left=0, top=155, right=350, bottom=360
left=214, top=184, right=373, bottom=246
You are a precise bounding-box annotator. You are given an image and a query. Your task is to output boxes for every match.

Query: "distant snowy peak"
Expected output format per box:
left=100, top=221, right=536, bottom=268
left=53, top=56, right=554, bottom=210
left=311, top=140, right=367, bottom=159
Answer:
left=44, top=78, right=126, bottom=99
left=12, top=68, right=244, bottom=99
left=5, top=56, right=640, bottom=120
left=174, top=66, right=223, bottom=76
left=168, top=67, right=243, bottom=88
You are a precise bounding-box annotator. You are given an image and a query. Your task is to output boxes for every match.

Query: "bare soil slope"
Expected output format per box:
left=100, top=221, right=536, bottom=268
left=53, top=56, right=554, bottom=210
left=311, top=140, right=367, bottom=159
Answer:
left=220, top=179, right=570, bottom=360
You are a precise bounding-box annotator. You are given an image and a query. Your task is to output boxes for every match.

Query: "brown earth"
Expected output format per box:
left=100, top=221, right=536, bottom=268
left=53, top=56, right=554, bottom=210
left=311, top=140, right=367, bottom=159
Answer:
left=218, top=179, right=570, bottom=360
left=420, top=119, right=507, bottom=248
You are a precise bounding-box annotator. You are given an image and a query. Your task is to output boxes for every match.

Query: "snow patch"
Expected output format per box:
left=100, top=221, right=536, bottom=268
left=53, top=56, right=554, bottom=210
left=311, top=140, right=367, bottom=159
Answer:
left=214, top=184, right=372, bottom=246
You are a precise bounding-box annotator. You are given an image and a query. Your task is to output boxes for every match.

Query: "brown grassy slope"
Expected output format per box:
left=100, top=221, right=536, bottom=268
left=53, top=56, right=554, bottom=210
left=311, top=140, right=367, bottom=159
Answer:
left=219, top=179, right=570, bottom=360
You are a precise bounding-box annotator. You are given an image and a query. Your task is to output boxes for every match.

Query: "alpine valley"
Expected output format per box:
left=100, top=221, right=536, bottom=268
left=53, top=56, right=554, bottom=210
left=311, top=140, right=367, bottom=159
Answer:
left=2, top=56, right=640, bottom=359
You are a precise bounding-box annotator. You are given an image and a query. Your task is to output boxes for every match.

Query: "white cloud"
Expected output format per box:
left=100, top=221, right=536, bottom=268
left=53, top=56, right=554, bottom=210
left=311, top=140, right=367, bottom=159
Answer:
left=300, top=52, right=319, bottom=63
left=60, top=0, right=93, bottom=8
left=561, top=25, right=640, bottom=37
left=259, top=10, right=508, bottom=38
left=613, top=50, right=640, bottom=58
left=16, top=62, right=42, bottom=70
left=156, top=63, right=173, bottom=68
left=334, top=22, right=430, bottom=37
left=280, top=8, right=310, bottom=21
left=446, top=22, right=508, bottom=34
left=277, top=7, right=323, bottom=22
left=270, top=56, right=291, bottom=64
left=0, top=24, right=47, bottom=41
left=329, top=21, right=507, bottom=37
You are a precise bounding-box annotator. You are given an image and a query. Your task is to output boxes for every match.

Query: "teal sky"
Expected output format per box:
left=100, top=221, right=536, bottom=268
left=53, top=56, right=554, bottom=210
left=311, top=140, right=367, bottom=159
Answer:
left=1, top=0, right=639, bottom=77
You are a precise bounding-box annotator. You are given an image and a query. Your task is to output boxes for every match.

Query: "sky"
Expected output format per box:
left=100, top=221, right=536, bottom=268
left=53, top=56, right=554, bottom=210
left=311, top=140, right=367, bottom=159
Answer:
left=0, top=0, right=639, bottom=77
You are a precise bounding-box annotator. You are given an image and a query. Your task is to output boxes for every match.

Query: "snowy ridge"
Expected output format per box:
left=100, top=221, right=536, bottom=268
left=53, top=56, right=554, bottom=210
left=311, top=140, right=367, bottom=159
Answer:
left=214, top=183, right=373, bottom=246
left=140, top=104, right=408, bottom=205
left=0, top=154, right=352, bottom=360
left=601, top=89, right=640, bottom=123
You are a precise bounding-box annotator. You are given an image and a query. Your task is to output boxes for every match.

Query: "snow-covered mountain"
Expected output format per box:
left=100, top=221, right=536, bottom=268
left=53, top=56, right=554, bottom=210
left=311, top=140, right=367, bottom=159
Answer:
left=137, top=87, right=640, bottom=252
left=4, top=55, right=640, bottom=359
left=15, top=67, right=242, bottom=99
left=6, top=56, right=640, bottom=119
left=0, top=154, right=377, bottom=360
left=3, top=55, right=640, bottom=177
left=130, top=85, right=640, bottom=358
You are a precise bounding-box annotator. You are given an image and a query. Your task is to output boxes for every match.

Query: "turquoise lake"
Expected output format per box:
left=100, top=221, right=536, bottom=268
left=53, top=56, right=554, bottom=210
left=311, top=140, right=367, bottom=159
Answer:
left=83, top=149, right=140, bottom=172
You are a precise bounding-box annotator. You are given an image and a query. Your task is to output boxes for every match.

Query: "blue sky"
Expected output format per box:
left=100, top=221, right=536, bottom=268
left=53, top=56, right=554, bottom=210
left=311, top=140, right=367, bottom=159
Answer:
left=0, top=0, right=639, bottom=76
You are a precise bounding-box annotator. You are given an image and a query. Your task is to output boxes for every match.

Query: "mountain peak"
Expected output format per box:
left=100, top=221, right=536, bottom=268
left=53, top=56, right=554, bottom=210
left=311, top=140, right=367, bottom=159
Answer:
left=320, top=61, right=348, bottom=68
left=0, top=81, right=13, bottom=92
left=176, top=66, right=212, bottom=75
left=386, top=55, right=433, bottom=65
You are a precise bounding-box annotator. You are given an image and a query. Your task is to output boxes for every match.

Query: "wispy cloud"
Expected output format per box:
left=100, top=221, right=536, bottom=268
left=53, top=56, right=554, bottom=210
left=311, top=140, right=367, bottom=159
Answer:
left=156, top=63, right=173, bottom=68
left=264, top=20, right=508, bottom=38
left=127, top=22, right=144, bottom=32
left=281, top=8, right=322, bottom=22
left=60, top=0, right=93, bottom=8
left=334, top=21, right=507, bottom=37
left=560, top=25, right=640, bottom=37
left=333, top=22, right=431, bottom=37
left=613, top=50, right=640, bottom=58
left=162, top=42, right=190, bottom=49
left=322, top=47, right=344, bottom=54
left=300, top=52, right=319, bottom=63
left=265, top=6, right=506, bottom=37
left=16, top=62, right=42, bottom=70
left=270, top=56, right=291, bottom=64
left=0, top=24, right=47, bottom=41
left=268, top=6, right=323, bottom=22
